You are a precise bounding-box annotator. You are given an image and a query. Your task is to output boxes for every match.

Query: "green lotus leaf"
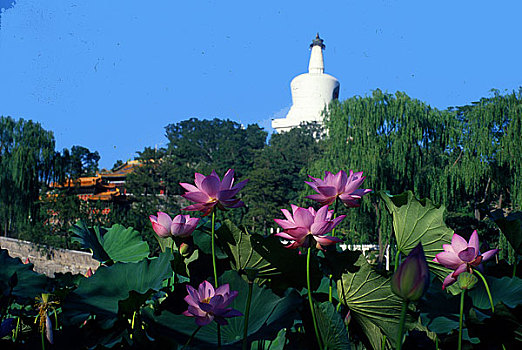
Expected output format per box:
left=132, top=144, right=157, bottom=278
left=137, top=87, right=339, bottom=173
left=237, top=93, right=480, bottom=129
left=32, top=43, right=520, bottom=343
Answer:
left=62, top=251, right=172, bottom=325
left=490, top=210, right=522, bottom=254
left=337, top=252, right=413, bottom=349
left=381, top=191, right=460, bottom=295
left=315, top=301, right=351, bottom=350
left=0, top=249, right=47, bottom=302
left=143, top=270, right=301, bottom=348
left=469, top=275, right=522, bottom=310
left=71, top=221, right=149, bottom=264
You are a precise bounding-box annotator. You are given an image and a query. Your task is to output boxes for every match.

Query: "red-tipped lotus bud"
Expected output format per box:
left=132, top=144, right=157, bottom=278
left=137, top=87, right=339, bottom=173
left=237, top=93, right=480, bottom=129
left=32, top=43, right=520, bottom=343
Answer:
left=179, top=242, right=193, bottom=257
left=344, top=311, right=351, bottom=326
left=391, top=243, right=430, bottom=301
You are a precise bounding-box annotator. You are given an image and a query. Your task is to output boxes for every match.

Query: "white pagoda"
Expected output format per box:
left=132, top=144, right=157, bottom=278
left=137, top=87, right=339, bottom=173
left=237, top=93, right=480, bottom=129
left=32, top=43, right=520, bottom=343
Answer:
left=272, top=34, right=340, bottom=132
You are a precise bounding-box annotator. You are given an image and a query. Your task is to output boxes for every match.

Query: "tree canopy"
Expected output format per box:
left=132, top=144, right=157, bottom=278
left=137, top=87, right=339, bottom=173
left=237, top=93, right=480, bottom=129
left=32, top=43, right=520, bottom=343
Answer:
left=0, top=116, right=56, bottom=235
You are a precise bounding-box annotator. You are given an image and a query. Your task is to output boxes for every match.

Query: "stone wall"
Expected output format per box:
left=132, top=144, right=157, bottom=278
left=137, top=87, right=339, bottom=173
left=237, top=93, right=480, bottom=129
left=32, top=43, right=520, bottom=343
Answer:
left=0, top=237, right=98, bottom=277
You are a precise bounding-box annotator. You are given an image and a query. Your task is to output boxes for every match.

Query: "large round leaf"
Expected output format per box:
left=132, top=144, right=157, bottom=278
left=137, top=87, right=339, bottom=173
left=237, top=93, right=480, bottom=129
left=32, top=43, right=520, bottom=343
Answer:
left=0, top=249, right=47, bottom=302
left=62, top=251, right=172, bottom=325
left=381, top=191, right=460, bottom=295
left=315, top=301, right=351, bottom=350
left=143, top=270, right=301, bottom=348
left=337, top=251, right=413, bottom=349
left=71, top=221, right=150, bottom=263
left=490, top=210, right=522, bottom=254
left=469, top=275, right=522, bottom=310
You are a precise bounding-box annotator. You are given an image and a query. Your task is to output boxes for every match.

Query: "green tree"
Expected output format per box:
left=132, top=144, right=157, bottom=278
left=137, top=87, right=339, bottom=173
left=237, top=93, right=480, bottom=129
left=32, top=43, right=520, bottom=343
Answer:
left=244, top=123, right=325, bottom=234
left=164, top=118, right=267, bottom=180
left=0, top=116, right=56, bottom=236
left=309, top=90, right=457, bottom=261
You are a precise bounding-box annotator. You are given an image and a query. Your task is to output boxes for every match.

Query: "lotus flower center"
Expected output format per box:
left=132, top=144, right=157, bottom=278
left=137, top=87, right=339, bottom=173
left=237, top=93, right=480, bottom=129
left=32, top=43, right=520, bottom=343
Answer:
left=201, top=297, right=211, bottom=304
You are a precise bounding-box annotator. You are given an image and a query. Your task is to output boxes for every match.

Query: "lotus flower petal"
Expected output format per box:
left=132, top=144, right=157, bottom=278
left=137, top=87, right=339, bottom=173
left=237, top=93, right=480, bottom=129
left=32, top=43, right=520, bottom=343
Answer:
left=452, top=263, right=468, bottom=277
left=442, top=273, right=457, bottom=290
left=306, top=170, right=371, bottom=207
left=181, top=169, right=247, bottom=215
left=434, top=251, right=462, bottom=269
left=434, top=231, right=499, bottom=291
left=150, top=213, right=171, bottom=237
left=458, top=247, right=476, bottom=262
left=451, top=234, right=469, bottom=253
left=183, top=281, right=242, bottom=326
left=481, top=249, right=500, bottom=262
left=274, top=204, right=345, bottom=249
left=468, top=230, right=480, bottom=252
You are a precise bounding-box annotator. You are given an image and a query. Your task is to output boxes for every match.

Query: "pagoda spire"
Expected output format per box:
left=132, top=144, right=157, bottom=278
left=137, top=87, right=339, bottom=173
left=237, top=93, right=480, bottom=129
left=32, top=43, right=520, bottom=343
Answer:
left=308, top=33, right=324, bottom=74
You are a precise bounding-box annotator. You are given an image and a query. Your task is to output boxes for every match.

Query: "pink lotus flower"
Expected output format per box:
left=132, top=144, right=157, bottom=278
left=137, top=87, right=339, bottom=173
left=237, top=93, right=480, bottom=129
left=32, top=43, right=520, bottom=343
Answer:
left=274, top=204, right=346, bottom=249
left=180, top=169, right=248, bottom=216
left=433, top=230, right=499, bottom=289
left=305, top=170, right=372, bottom=207
left=149, top=212, right=200, bottom=238
left=183, top=281, right=242, bottom=326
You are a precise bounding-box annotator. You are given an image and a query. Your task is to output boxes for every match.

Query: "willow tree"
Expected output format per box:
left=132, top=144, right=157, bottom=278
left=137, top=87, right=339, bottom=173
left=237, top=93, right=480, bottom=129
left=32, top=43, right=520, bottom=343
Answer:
left=0, top=116, right=56, bottom=236
left=449, top=89, right=522, bottom=260
left=449, top=89, right=522, bottom=215
left=308, top=90, right=458, bottom=260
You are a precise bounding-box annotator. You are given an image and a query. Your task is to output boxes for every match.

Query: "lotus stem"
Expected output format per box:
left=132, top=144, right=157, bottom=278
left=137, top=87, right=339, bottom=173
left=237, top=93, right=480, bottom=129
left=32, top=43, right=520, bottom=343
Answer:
left=381, top=334, right=387, bottom=350
left=242, top=281, right=254, bottom=350
left=211, top=210, right=218, bottom=288
left=171, top=240, right=176, bottom=291
left=41, top=328, right=45, bottom=350
left=394, top=250, right=401, bottom=272
left=458, top=289, right=465, bottom=350
left=474, top=269, right=494, bottom=312
left=53, top=308, right=58, bottom=330
left=396, top=299, right=408, bottom=350
left=13, top=316, right=20, bottom=342
left=331, top=197, right=340, bottom=237
left=130, top=310, right=137, bottom=339
left=183, top=325, right=201, bottom=349
left=210, top=210, right=221, bottom=348
left=328, top=274, right=333, bottom=303
left=328, top=197, right=340, bottom=304
left=307, top=245, right=323, bottom=350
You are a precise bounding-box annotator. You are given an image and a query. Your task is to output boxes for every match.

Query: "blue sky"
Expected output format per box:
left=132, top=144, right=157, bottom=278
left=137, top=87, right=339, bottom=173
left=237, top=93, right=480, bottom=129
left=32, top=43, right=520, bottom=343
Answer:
left=1, top=1, right=521, bottom=169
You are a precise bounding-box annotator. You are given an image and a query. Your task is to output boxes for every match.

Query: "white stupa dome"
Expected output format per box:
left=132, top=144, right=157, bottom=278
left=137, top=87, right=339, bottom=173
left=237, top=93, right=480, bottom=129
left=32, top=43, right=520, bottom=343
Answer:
left=272, top=34, right=340, bottom=132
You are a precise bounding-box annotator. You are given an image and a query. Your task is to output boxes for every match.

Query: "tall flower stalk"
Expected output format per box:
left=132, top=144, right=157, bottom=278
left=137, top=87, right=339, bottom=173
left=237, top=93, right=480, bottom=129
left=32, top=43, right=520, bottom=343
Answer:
left=305, top=170, right=371, bottom=307
left=274, top=204, right=345, bottom=350
left=307, top=245, right=323, bottom=349
left=242, top=280, right=254, bottom=350
left=180, top=169, right=248, bottom=349
left=458, top=288, right=465, bottom=350
left=397, top=300, right=408, bottom=350
left=211, top=210, right=218, bottom=288
left=473, top=269, right=495, bottom=312
left=391, top=243, right=430, bottom=349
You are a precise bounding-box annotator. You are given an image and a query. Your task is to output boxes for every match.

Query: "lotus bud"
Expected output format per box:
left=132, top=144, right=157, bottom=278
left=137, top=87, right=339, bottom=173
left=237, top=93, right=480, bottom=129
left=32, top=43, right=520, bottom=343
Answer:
left=179, top=242, right=193, bottom=257
left=45, top=314, right=53, bottom=344
left=344, top=311, right=351, bottom=326
left=458, top=272, right=478, bottom=290
left=391, top=243, right=430, bottom=301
